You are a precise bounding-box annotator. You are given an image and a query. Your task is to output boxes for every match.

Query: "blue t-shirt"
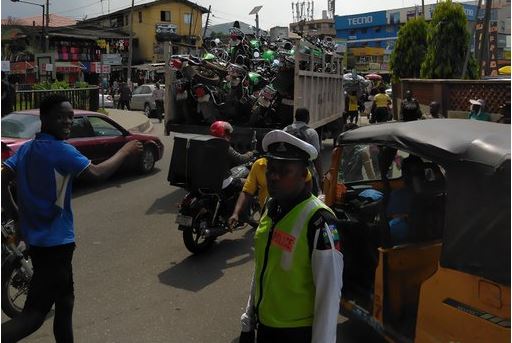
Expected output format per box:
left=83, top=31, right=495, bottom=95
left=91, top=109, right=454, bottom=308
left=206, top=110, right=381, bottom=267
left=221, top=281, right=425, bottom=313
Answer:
left=4, top=133, right=90, bottom=247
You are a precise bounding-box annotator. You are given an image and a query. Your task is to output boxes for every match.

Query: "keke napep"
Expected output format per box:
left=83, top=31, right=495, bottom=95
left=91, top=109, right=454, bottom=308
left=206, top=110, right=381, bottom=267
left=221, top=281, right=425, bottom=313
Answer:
left=322, top=119, right=510, bottom=342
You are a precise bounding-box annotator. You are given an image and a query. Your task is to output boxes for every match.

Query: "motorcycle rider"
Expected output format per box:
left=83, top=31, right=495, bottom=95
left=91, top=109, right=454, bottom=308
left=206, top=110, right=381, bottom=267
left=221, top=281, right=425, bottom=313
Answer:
left=239, top=130, right=343, bottom=343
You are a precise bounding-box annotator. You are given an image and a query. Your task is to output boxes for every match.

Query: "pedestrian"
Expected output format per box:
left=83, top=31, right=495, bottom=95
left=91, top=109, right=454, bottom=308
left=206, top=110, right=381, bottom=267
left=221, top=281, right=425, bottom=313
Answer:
left=1, top=72, right=15, bottom=116
left=1, top=94, right=142, bottom=342
left=238, top=130, right=343, bottom=343
left=118, top=82, right=132, bottom=110
left=468, top=99, right=491, bottom=121
left=152, top=82, right=165, bottom=122
left=371, top=85, right=392, bottom=123
left=345, top=90, right=359, bottom=124
left=497, top=102, right=511, bottom=124
left=423, top=101, right=442, bottom=119
left=400, top=90, right=422, bottom=121
left=283, top=107, right=323, bottom=195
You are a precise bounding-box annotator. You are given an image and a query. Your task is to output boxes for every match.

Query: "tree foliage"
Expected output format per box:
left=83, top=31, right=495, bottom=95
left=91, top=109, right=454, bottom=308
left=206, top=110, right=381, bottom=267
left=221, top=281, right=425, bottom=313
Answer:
left=390, top=17, right=428, bottom=82
left=421, top=0, right=476, bottom=79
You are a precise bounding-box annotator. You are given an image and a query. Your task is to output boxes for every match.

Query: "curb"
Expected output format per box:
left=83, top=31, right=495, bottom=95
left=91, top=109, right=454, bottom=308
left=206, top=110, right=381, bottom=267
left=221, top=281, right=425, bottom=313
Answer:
left=130, top=119, right=153, bottom=133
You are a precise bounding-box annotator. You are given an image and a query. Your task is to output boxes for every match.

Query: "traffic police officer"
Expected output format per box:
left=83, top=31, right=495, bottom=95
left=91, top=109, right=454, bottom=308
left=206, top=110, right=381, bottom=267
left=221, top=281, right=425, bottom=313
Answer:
left=239, top=130, right=343, bottom=343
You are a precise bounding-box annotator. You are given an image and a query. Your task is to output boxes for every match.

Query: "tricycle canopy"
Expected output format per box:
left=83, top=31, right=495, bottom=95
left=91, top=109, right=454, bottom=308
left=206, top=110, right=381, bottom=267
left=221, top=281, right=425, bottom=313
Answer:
left=337, top=119, right=511, bottom=285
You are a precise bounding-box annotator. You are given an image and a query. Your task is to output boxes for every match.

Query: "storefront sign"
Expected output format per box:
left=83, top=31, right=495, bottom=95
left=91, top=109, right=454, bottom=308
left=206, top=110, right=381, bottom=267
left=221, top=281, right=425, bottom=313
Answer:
left=488, top=21, right=499, bottom=77
left=101, top=54, right=122, bottom=65
left=335, top=11, right=386, bottom=30
left=1, top=61, right=10, bottom=72
left=44, top=64, right=53, bottom=72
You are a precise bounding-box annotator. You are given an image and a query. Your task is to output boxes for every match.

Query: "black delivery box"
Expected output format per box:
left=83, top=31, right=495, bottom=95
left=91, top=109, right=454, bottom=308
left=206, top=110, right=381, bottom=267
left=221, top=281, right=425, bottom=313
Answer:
left=168, top=133, right=230, bottom=193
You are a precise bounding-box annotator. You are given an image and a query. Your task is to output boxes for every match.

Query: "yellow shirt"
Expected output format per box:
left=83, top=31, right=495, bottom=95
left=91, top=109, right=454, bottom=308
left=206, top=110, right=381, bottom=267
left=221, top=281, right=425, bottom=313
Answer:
left=348, top=95, right=358, bottom=111
left=374, top=93, right=391, bottom=108
left=243, top=157, right=312, bottom=209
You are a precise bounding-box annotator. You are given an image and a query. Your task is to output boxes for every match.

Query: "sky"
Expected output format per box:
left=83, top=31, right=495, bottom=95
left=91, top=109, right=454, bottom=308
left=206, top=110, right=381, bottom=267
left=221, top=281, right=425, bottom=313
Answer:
left=1, top=0, right=454, bottom=28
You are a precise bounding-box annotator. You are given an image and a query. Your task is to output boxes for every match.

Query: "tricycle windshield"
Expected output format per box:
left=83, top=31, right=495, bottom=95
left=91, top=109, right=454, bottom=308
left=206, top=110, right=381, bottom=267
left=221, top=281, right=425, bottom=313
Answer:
left=338, top=144, right=409, bottom=183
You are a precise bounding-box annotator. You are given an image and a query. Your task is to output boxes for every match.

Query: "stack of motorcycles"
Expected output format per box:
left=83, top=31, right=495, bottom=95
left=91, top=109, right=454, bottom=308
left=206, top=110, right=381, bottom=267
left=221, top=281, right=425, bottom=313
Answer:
left=170, top=28, right=337, bottom=128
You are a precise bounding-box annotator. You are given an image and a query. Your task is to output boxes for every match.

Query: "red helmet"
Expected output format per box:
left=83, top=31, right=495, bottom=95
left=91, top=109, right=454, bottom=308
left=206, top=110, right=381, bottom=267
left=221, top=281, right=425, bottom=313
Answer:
left=209, top=121, right=233, bottom=138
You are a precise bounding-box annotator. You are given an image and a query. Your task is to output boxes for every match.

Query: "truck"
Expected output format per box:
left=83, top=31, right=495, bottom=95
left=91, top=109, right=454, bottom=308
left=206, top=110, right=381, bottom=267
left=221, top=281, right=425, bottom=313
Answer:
left=163, top=39, right=345, bottom=152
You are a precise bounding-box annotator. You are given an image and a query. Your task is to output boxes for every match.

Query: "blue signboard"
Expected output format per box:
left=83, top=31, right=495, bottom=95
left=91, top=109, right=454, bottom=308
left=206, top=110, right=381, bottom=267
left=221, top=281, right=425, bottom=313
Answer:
left=335, top=11, right=387, bottom=30
left=462, top=4, right=477, bottom=21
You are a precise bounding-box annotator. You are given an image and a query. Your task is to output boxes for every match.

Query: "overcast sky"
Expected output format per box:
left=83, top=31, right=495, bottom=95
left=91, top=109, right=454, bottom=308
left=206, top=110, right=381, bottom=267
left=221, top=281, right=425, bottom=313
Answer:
left=1, top=0, right=458, bottom=28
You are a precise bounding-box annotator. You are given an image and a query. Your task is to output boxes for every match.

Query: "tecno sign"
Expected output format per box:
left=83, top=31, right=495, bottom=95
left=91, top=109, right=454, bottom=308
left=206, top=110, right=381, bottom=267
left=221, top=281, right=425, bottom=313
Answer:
left=348, top=16, right=373, bottom=26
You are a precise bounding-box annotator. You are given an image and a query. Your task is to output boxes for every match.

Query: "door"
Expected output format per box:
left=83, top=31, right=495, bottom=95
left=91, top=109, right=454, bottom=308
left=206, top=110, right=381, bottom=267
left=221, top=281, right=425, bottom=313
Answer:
left=68, top=116, right=101, bottom=162
left=86, top=116, right=128, bottom=163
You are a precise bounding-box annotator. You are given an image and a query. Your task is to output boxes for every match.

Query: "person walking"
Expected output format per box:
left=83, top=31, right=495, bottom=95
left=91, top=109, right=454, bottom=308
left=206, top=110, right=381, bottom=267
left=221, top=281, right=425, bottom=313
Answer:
left=371, top=86, right=392, bottom=123
left=400, top=90, right=422, bottom=122
left=239, top=130, right=343, bottom=343
left=117, top=82, right=132, bottom=110
left=152, top=82, right=165, bottom=122
left=283, top=108, right=323, bottom=195
left=345, top=90, right=360, bottom=124
left=1, top=94, right=142, bottom=343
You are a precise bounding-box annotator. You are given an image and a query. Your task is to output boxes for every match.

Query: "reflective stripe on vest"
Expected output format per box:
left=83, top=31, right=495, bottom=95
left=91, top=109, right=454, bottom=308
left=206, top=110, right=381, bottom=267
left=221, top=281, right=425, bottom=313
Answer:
left=254, top=195, right=334, bottom=328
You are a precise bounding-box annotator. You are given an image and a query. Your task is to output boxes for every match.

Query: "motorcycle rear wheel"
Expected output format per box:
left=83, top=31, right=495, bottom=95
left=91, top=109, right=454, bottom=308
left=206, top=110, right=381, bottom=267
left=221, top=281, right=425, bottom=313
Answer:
left=2, top=257, right=31, bottom=318
left=182, top=211, right=216, bottom=254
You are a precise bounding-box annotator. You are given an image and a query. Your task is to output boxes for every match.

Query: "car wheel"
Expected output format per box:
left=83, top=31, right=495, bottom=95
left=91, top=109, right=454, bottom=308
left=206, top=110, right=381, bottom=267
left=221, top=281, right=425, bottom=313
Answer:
left=144, top=103, right=151, bottom=117
left=139, top=145, right=155, bottom=174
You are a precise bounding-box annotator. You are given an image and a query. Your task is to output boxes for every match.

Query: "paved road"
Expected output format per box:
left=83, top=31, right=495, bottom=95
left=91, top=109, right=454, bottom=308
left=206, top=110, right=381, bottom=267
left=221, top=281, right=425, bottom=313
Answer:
left=2, top=120, right=384, bottom=343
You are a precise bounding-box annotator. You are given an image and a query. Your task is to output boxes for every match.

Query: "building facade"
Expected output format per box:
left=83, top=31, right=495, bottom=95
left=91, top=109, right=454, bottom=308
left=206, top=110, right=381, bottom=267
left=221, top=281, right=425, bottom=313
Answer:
left=289, top=18, right=336, bottom=37
left=79, top=0, right=209, bottom=63
left=270, top=26, right=289, bottom=40
left=333, top=1, right=511, bottom=74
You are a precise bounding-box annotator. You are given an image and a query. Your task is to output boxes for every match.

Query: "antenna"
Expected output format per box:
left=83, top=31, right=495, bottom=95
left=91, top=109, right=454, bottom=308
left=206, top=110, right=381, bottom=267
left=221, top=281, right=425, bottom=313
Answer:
left=311, top=1, right=314, bottom=20
left=292, top=2, right=295, bottom=22
left=296, top=2, right=300, bottom=22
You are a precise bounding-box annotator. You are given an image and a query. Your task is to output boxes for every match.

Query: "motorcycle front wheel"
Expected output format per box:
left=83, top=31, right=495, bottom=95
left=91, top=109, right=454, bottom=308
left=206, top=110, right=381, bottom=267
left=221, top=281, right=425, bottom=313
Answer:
left=182, top=211, right=216, bottom=254
left=2, top=256, right=31, bottom=318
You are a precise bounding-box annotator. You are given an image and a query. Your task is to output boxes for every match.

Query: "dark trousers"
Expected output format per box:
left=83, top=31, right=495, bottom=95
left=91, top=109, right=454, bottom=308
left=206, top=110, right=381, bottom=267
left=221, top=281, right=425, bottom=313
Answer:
left=374, top=107, right=390, bottom=123
left=347, top=110, right=359, bottom=124
left=2, top=243, right=75, bottom=343
left=257, top=323, right=312, bottom=343
left=155, top=100, right=164, bottom=122
left=117, top=99, right=130, bottom=110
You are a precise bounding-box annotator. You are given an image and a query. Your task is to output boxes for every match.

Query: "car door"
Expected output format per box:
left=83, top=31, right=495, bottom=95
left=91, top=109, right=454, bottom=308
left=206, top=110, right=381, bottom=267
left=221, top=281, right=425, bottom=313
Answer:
left=86, top=116, right=129, bottom=163
left=140, top=86, right=153, bottom=108
left=130, top=86, right=144, bottom=110
left=67, top=116, right=100, bottom=162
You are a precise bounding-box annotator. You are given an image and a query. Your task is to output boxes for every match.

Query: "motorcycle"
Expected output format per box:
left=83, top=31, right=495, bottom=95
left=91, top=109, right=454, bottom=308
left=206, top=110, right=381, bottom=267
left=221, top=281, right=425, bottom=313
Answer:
left=176, top=159, right=260, bottom=254
left=1, top=216, right=32, bottom=318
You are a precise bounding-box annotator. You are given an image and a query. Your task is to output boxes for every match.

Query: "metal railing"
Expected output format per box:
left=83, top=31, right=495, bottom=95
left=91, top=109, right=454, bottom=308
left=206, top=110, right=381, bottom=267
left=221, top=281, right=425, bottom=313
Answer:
left=14, top=87, right=100, bottom=112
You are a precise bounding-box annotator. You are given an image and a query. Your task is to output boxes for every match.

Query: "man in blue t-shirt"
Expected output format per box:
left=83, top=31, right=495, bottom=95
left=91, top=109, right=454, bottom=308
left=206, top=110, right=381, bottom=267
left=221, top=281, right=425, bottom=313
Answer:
left=1, top=94, right=142, bottom=342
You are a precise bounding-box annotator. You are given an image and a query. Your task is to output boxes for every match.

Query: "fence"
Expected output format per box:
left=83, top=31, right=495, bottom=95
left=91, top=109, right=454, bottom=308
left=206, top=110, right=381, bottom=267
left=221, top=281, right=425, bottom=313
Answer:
left=14, top=87, right=100, bottom=112
left=392, top=79, right=511, bottom=119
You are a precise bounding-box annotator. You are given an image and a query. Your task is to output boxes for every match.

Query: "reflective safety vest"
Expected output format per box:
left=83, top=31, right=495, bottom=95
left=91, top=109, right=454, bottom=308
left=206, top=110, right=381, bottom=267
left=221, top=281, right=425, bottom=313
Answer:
left=254, top=195, right=333, bottom=328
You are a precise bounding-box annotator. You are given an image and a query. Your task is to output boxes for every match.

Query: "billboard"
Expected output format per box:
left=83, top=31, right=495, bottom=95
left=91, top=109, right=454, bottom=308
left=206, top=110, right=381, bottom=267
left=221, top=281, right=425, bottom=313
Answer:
left=335, top=11, right=387, bottom=30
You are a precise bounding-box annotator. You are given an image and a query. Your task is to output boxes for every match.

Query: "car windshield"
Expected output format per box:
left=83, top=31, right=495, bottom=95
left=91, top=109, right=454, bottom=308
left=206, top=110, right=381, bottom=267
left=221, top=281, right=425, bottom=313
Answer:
left=1, top=113, right=41, bottom=139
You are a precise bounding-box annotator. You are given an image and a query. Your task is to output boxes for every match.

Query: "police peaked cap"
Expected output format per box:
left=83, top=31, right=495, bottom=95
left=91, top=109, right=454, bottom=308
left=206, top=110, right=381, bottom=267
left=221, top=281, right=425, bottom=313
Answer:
left=262, top=130, right=318, bottom=162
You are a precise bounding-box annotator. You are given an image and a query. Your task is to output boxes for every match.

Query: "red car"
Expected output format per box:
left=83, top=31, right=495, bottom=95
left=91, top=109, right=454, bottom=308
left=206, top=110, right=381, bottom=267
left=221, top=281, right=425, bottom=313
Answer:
left=1, top=110, right=164, bottom=174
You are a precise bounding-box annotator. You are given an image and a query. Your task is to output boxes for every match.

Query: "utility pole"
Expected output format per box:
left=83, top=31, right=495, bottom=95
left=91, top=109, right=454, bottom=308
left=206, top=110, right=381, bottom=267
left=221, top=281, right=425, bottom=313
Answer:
left=478, top=0, right=493, bottom=78
left=422, top=0, right=425, bottom=18
left=249, top=6, right=263, bottom=38
left=164, top=41, right=174, bottom=135
left=462, top=0, right=483, bottom=78
left=45, top=0, right=49, bottom=52
left=202, top=5, right=211, bottom=42
left=127, top=0, right=134, bottom=84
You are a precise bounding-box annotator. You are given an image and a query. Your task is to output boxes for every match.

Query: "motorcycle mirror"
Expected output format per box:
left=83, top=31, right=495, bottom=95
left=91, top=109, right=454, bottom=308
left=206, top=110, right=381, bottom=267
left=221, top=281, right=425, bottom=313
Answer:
left=253, top=51, right=260, bottom=58
left=214, top=38, right=221, bottom=45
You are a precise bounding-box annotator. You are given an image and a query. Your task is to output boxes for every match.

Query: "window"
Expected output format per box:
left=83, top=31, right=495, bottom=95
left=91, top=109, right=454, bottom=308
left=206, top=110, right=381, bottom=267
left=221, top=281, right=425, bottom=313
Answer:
left=138, top=11, right=142, bottom=23
left=161, top=11, right=171, bottom=22
left=70, top=117, right=93, bottom=138
left=338, top=145, right=410, bottom=184
left=124, top=15, right=128, bottom=26
left=184, top=13, right=192, bottom=24
left=88, top=117, right=123, bottom=137
left=362, top=28, right=368, bottom=34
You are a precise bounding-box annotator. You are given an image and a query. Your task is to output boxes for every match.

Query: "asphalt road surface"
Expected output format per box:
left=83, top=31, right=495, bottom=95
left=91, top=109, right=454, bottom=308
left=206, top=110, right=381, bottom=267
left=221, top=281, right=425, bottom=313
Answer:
left=2, top=120, right=385, bottom=343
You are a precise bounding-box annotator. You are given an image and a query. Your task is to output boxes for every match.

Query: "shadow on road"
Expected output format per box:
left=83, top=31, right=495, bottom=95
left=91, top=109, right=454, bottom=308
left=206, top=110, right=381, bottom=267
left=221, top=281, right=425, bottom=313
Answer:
left=146, top=187, right=187, bottom=215
left=158, top=233, right=254, bottom=292
left=72, top=168, right=162, bottom=198
left=337, top=319, right=387, bottom=342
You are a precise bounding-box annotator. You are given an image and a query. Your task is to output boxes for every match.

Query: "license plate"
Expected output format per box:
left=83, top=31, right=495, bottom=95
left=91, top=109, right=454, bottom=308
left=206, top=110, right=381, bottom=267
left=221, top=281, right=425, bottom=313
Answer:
left=197, top=94, right=211, bottom=103
left=176, top=215, right=193, bottom=227
left=258, top=97, right=271, bottom=108
left=176, top=92, right=188, bottom=101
